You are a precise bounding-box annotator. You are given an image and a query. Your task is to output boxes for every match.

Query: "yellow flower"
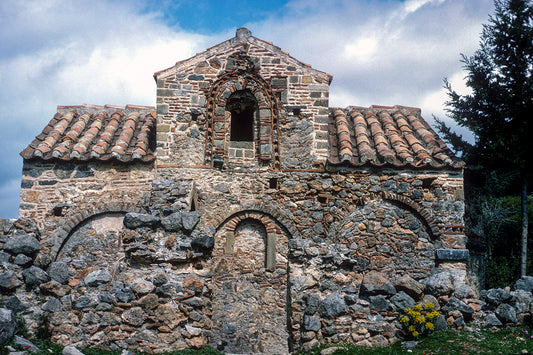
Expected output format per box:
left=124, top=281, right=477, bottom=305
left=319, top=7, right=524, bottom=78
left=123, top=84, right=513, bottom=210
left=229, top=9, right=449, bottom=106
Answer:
left=412, top=331, right=419, bottom=337
left=404, top=308, right=412, bottom=312
left=408, top=325, right=415, bottom=332
left=413, top=304, right=422, bottom=311
left=400, top=317, right=409, bottom=323
left=425, top=302, right=435, bottom=310
left=415, top=316, right=425, bottom=324
left=425, top=322, right=434, bottom=330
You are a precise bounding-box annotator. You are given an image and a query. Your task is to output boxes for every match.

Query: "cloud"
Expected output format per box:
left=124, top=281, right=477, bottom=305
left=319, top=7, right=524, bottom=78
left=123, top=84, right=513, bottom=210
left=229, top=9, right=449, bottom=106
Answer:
left=0, top=0, right=213, bottom=218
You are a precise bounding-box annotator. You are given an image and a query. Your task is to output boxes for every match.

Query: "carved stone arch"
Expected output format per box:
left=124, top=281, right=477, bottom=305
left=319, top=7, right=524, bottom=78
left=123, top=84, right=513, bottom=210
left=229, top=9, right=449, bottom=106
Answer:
left=205, top=70, right=281, bottom=168
left=52, top=202, right=144, bottom=261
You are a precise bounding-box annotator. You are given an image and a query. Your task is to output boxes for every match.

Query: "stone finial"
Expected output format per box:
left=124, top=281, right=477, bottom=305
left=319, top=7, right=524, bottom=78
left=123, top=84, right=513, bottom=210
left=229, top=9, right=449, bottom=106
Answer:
left=236, top=27, right=252, bottom=40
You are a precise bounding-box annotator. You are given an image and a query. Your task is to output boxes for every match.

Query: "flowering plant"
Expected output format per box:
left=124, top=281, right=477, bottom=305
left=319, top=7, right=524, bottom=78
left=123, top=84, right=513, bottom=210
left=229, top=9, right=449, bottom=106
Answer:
left=399, top=302, right=440, bottom=339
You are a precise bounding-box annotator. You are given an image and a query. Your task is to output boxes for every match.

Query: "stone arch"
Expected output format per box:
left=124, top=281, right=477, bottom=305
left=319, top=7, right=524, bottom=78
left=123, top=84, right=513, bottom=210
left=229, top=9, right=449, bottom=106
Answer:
left=333, top=197, right=436, bottom=279
left=208, top=207, right=292, bottom=354
left=205, top=69, right=281, bottom=168
left=52, top=202, right=144, bottom=260
left=381, top=191, right=441, bottom=238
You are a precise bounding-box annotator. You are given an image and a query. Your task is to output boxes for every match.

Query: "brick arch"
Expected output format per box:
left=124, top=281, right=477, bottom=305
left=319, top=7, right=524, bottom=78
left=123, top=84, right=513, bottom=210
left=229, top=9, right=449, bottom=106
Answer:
left=210, top=202, right=298, bottom=239
left=51, top=202, right=145, bottom=260
left=205, top=70, right=281, bottom=168
left=380, top=191, right=441, bottom=238
left=331, top=192, right=440, bottom=239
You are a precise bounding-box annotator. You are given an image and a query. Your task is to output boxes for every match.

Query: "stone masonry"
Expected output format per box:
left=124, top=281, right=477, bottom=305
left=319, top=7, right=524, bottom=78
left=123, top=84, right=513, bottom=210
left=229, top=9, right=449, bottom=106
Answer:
left=7, top=28, right=480, bottom=353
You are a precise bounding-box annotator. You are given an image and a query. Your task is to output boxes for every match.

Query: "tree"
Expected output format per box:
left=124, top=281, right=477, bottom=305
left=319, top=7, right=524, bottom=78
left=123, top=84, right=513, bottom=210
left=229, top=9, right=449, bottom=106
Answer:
left=435, top=0, right=532, bottom=276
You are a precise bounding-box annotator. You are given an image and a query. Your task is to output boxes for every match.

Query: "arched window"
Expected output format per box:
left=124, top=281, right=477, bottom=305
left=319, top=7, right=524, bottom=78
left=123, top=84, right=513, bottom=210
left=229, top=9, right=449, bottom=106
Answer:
left=226, top=90, right=257, bottom=142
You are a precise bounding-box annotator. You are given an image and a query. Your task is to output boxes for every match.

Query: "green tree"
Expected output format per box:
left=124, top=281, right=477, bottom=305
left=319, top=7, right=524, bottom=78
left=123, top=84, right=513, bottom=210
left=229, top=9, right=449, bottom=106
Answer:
left=435, top=0, right=532, bottom=276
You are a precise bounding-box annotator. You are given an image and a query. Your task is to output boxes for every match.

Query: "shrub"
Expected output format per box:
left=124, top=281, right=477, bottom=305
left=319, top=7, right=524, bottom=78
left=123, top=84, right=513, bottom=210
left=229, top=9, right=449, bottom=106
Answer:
left=399, top=303, right=440, bottom=340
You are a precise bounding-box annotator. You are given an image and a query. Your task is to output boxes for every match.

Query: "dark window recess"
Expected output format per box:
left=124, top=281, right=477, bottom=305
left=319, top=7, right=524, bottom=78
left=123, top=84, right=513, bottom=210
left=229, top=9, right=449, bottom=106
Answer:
left=269, top=178, right=278, bottom=189
left=227, top=90, right=257, bottom=142
left=52, top=206, right=64, bottom=217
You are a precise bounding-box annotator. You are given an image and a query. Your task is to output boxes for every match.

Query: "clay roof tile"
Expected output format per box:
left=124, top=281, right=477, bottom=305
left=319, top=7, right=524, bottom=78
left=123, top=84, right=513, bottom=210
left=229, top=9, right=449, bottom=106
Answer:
left=20, top=105, right=156, bottom=162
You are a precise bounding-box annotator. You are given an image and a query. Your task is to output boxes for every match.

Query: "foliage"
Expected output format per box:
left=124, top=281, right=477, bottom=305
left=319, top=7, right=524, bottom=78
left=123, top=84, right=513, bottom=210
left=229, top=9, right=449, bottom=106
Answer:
left=299, top=327, right=533, bottom=354
left=437, top=0, right=533, bottom=279
left=399, top=303, right=439, bottom=340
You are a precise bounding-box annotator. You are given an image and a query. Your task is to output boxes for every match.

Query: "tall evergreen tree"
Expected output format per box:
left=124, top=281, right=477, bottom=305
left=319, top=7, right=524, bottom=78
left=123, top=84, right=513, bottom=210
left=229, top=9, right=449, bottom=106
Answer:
left=435, top=0, right=532, bottom=275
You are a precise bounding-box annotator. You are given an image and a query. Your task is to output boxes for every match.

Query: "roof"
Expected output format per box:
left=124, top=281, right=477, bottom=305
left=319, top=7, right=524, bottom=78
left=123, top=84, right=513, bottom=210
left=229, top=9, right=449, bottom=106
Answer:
left=328, top=106, right=464, bottom=169
left=20, top=104, right=156, bottom=163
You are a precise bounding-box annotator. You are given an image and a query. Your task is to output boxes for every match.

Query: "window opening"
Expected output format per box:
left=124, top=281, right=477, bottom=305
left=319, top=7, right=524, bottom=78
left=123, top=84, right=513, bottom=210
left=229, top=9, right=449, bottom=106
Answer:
left=226, top=90, right=257, bottom=142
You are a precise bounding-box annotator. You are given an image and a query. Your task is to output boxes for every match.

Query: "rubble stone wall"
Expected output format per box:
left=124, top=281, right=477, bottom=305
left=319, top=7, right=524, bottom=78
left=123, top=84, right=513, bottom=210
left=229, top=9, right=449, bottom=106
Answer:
left=3, top=164, right=477, bottom=353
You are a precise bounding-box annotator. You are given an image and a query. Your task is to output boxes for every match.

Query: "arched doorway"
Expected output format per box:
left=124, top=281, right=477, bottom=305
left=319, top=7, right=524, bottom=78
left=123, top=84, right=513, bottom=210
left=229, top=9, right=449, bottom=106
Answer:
left=209, top=212, right=290, bottom=353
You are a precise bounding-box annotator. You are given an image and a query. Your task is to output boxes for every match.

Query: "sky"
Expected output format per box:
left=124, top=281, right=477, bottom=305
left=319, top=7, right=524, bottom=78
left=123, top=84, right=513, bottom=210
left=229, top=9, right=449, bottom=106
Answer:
left=0, top=0, right=494, bottom=219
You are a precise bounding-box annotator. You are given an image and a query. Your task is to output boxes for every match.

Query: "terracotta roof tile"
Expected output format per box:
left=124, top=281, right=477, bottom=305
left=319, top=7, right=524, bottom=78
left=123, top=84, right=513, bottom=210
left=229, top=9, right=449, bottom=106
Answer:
left=20, top=104, right=156, bottom=162
left=328, top=106, right=464, bottom=169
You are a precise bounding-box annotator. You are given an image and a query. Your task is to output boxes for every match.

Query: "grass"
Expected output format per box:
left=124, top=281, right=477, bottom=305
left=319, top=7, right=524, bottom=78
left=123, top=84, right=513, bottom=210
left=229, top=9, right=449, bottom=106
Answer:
left=2, top=326, right=533, bottom=355
left=302, top=326, right=533, bottom=354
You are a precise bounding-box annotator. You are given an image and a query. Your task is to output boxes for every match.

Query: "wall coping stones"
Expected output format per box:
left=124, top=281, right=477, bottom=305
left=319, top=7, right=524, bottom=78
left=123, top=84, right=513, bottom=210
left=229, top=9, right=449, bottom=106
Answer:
left=436, top=249, right=470, bottom=261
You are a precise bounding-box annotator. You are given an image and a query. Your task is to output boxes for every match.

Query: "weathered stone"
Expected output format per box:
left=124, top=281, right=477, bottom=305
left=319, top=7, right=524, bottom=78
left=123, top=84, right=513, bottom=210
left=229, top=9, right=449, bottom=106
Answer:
left=3, top=296, right=26, bottom=313
left=181, top=211, right=201, bottom=232
left=63, top=345, right=84, bottom=355
left=390, top=291, right=415, bottom=311
left=360, top=272, right=396, bottom=296
left=0, top=251, right=11, bottom=264
left=305, top=293, right=321, bottom=315
left=0, top=308, right=16, bottom=345
left=137, top=294, right=159, bottom=310
left=495, top=303, right=517, bottom=323
left=191, top=236, right=214, bottom=251
left=42, top=297, right=62, bottom=312
left=123, top=213, right=159, bottom=229
left=22, top=266, right=49, bottom=287
left=161, top=212, right=182, bottom=232
left=47, top=261, right=69, bottom=284
left=75, top=295, right=97, bottom=309
left=0, top=271, right=21, bottom=290
left=510, top=289, right=532, bottom=313
left=131, top=279, right=155, bottom=295
left=369, top=295, right=390, bottom=312
left=152, top=273, right=168, bottom=286
left=394, top=275, right=424, bottom=300
left=13, top=254, right=32, bottom=267
left=155, top=303, right=187, bottom=329
left=13, top=336, right=39, bottom=353
left=121, top=307, right=146, bottom=327
left=454, top=284, right=475, bottom=299
left=442, top=298, right=474, bottom=317
left=84, top=270, right=112, bottom=287
left=484, top=313, right=503, bottom=327
left=482, top=288, right=511, bottom=306
left=433, top=315, right=448, bottom=331
left=514, top=276, right=533, bottom=293
left=426, top=270, right=455, bottom=296
left=303, top=315, right=321, bottom=331
left=40, top=280, right=70, bottom=297
left=320, top=293, right=346, bottom=317
left=3, top=234, right=40, bottom=255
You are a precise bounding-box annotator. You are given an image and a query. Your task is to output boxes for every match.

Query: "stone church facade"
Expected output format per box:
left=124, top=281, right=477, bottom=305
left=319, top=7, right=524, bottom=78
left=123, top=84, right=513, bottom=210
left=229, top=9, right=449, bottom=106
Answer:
left=14, top=28, right=471, bottom=353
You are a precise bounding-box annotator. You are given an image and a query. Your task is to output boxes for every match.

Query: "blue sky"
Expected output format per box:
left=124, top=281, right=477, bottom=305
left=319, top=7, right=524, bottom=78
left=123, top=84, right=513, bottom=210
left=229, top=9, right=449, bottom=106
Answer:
left=0, top=0, right=493, bottom=219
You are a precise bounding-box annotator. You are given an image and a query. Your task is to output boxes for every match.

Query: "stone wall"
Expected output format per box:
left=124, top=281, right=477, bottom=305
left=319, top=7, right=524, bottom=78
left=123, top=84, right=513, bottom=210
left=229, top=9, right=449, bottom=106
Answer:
left=3, top=163, right=476, bottom=353
left=154, top=28, right=331, bottom=169
left=18, top=160, right=155, bottom=231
